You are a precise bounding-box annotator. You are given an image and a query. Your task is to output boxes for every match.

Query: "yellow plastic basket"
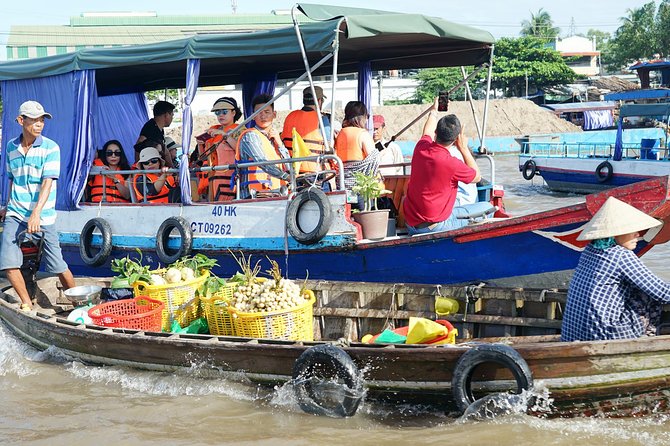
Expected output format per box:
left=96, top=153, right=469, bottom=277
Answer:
left=200, top=283, right=237, bottom=336
left=229, top=289, right=315, bottom=341
left=132, top=271, right=209, bottom=331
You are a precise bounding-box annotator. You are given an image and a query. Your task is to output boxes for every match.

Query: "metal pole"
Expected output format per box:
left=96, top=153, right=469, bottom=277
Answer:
left=461, top=66, right=483, bottom=143
left=292, top=5, right=332, bottom=156
left=480, top=44, right=494, bottom=154
left=328, top=26, right=341, bottom=153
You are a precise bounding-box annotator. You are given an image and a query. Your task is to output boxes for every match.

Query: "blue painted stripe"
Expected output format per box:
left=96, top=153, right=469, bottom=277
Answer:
left=60, top=232, right=355, bottom=251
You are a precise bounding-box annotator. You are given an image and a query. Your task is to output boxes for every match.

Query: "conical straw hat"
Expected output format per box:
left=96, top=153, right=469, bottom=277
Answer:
left=577, top=196, right=662, bottom=241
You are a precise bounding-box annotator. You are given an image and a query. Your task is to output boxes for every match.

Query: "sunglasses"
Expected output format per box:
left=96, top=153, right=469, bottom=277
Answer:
left=106, top=150, right=122, bottom=157
left=214, top=109, right=232, bottom=116
left=142, top=158, right=161, bottom=165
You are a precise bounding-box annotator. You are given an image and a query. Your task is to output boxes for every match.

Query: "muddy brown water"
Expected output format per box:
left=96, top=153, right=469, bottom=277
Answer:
left=1, top=155, right=669, bottom=446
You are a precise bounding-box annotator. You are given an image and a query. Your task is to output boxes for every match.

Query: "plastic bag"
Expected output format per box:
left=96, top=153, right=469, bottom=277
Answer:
left=406, top=317, right=448, bottom=344
left=170, top=317, right=209, bottom=334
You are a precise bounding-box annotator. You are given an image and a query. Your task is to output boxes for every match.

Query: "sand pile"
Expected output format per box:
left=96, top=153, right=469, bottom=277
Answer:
left=166, top=98, right=580, bottom=147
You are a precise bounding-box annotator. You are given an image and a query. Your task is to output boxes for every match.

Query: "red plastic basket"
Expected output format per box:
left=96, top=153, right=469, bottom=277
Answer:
left=88, top=296, right=164, bottom=332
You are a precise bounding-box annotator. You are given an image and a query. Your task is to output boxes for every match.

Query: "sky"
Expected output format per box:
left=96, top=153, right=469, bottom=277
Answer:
left=0, top=0, right=654, bottom=60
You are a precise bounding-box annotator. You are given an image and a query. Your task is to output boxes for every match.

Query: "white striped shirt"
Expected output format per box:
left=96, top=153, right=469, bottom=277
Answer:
left=5, top=135, right=60, bottom=225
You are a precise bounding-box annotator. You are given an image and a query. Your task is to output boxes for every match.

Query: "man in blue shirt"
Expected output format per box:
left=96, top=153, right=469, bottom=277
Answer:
left=561, top=197, right=670, bottom=341
left=0, top=101, right=75, bottom=312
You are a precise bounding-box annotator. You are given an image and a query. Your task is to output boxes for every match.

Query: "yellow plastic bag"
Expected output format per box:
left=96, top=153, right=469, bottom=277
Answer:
left=406, top=317, right=449, bottom=344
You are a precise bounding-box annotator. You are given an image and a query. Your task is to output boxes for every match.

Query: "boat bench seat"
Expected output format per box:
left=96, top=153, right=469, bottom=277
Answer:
left=455, top=202, right=497, bottom=221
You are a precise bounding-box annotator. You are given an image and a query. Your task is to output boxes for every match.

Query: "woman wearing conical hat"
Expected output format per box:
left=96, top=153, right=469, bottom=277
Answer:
left=561, top=197, right=670, bottom=342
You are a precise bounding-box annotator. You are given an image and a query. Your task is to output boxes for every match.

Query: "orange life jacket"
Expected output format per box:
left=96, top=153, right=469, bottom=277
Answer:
left=88, top=159, right=129, bottom=203
left=132, top=172, right=177, bottom=203
left=335, top=127, right=367, bottom=162
left=280, top=109, right=325, bottom=173
left=235, top=128, right=283, bottom=192
left=205, top=124, right=237, bottom=201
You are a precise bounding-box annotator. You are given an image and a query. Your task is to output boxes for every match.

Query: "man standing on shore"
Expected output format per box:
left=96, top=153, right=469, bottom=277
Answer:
left=0, top=101, right=75, bottom=311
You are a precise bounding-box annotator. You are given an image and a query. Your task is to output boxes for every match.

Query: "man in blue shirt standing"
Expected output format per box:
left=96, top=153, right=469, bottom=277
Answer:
left=0, top=101, right=75, bottom=312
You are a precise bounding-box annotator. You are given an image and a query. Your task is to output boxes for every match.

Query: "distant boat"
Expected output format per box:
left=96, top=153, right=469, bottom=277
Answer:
left=519, top=102, right=670, bottom=193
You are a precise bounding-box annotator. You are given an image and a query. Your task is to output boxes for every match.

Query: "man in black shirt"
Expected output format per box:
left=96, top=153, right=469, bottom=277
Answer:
left=134, top=101, right=175, bottom=166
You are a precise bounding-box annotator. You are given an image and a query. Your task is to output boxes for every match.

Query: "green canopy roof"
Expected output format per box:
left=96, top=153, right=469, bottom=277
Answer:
left=0, top=3, right=494, bottom=96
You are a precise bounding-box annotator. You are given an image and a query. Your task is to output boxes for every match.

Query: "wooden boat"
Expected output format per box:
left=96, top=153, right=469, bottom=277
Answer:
left=519, top=103, right=670, bottom=194
left=2, top=276, right=670, bottom=418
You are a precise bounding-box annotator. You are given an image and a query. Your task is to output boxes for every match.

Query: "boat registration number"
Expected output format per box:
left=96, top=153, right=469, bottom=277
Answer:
left=190, top=222, right=233, bottom=235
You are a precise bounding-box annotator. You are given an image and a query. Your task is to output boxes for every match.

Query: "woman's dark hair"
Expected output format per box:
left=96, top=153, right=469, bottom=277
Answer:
left=342, top=101, right=368, bottom=129
left=101, top=140, right=131, bottom=173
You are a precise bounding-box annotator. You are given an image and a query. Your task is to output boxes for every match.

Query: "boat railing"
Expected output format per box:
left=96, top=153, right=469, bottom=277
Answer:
left=87, top=154, right=345, bottom=203
left=521, top=141, right=670, bottom=160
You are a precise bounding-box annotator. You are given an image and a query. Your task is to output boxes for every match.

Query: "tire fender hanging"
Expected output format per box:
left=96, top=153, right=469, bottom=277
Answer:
left=155, top=216, right=193, bottom=265
left=595, top=161, right=613, bottom=183
left=292, top=344, right=365, bottom=417
left=79, top=217, right=113, bottom=267
left=451, top=343, right=533, bottom=415
left=286, top=188, right=333, bottom=245
left=521, top=159, right=537, bottom=180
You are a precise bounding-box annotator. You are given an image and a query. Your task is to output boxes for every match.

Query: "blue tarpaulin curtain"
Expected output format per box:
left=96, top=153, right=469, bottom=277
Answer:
left=242, top=74, right=277, bottom=125
left=180, top=59, right=200, bottom=205
left=68, top=70, right=98, bottom=208
left=96, top=92, right=149, bottom=163
left=358, top=61, right=372, bottom=131
left=583, top=110, right=614, bottom=130
left=613, top=117, right=623, bottom=161
left=0, top=73, right=150, bottom=210
left=1, top=73, right=80, bottom=210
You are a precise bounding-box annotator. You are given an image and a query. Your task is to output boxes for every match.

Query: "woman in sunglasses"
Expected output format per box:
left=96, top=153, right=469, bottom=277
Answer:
left=87, top=140, right=131, bottom=202
left=195, top=97, right=243, bottom=201
left=132, top=146, right=178, bottom=203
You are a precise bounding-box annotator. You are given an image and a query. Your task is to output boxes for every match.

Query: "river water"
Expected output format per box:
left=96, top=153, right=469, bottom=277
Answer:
left=2, top=155, right=670, bottom=446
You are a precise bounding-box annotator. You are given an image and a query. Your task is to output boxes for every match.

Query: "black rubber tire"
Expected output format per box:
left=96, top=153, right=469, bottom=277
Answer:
left=292, top=344, right=365, bottom=418
left=595, top=161, right=614, bottom=183
left=79, top=217, right=113, bottom=267
left=286, top=188, right=333, bottom=245
left=521, top=159, right=537, bottom=180
left=451, top=343, right=533, bottom=415
left=155, top=216, right=193, bottom=265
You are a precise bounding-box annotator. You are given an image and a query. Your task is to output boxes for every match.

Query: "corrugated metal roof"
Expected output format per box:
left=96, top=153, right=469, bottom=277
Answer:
left=7, top=12, right=312, bottom=48
left=7, top=23, right=294, bottom=47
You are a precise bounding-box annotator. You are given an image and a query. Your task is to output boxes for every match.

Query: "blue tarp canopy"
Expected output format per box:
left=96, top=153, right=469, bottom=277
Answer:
left=605, top=88, right=670, bottom=101
left=619, top=103, right=670, bottom=118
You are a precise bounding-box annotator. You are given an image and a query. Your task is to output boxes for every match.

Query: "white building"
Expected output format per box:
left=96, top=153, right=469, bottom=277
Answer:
left=550, top=36, right=600, bottom=77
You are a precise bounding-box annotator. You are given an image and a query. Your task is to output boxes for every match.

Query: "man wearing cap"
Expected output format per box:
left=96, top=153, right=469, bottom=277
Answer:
left=281, top=85, right=331, bottom=174
left=561, top=197, right=670, bottom=341
left=372, top=114, right=404, bottom=177
left=0, top=101, right=76, bottom=312
left=134, top=100, right=175, bottom=167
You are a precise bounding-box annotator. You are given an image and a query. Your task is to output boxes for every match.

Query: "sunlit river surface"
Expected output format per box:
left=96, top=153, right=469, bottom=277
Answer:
left=1, top=155, right=670, bottom=446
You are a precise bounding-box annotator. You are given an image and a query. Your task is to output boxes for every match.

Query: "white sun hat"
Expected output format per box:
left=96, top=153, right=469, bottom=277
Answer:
left=577, top=196, right=662, bottom=241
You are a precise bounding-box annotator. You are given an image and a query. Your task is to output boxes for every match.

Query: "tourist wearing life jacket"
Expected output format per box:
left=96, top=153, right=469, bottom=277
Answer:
left=234, top=94, right=289, bottom=199
left=132, top=147, right=178, bottom=203
left=87, top=140, right=131, bottom=203
left=334, top=101, right=379, bottom=209
left=200, top=97, right=243, bottom=201
left=281, top=86, right=331, bottom=173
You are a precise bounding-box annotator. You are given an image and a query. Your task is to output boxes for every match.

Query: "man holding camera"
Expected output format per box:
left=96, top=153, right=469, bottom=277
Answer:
left=402, top=98, right=481, bottom=236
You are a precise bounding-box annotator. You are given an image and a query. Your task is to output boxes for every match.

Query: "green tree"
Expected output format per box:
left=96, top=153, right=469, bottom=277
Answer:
left=414, top=67, right=484, bottom=103
left=491, top=37, right=579, bottom=97
left=520, top=8, right=560, bottom=40
left=607, top=1, right=661, bottom=70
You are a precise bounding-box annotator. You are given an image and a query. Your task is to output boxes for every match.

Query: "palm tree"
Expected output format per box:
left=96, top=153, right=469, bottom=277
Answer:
left=520, top=8, right=560, bottom=40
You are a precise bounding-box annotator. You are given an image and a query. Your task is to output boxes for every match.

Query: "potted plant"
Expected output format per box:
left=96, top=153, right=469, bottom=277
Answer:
left=350, top=172, right=392, bottom=240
